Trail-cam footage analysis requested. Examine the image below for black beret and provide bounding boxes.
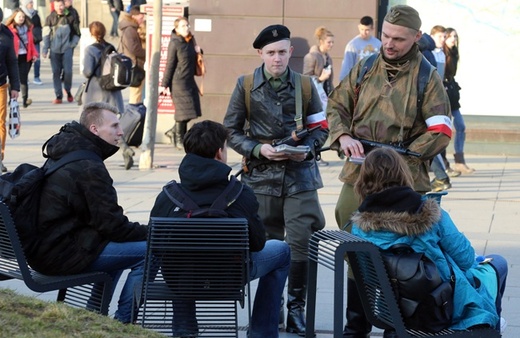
[253,24,291,49]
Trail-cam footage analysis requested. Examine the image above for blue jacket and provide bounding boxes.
[351,187,499,330]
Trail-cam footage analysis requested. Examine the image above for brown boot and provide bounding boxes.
[454,153,475,174]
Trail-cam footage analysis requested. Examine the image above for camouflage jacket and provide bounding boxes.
[327,48,451,193]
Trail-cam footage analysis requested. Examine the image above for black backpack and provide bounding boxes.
[94,43,133,91]
[0,150,102,253]
[162,176,243,218]
[381,243,454,333]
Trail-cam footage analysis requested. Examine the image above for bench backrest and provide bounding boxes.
[0,201,34,282]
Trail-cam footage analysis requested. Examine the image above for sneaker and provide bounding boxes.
[66,91,74,103]
[33,78,43,85]
[445,167,461,177]
[23,98,32,108]
[122,148,135,170]
[500,317,507,334]
[1,164,7,173]
[430,178,451,192]
[52,98,63,104]
[318,159,329,166]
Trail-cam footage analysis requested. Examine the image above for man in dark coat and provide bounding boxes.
[0,7,20,172]
[150,120,290,338]
[30,102,149,324]
[223,24,329,335]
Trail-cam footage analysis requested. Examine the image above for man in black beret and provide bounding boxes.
[224,24,330,336]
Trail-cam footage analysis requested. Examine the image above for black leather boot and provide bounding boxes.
[174,122,187,150]
[342,278,371,338]
[164,126,175,146]
[286,261,312,337]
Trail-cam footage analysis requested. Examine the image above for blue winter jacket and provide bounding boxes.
[351,187,499,330]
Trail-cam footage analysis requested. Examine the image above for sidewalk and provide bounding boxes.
[1,60,519,337]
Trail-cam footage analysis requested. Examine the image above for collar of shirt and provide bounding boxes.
[263,67,288,91]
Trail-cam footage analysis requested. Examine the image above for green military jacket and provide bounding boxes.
[327,49,451,193]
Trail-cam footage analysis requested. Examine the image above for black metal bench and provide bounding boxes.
[133,217,251,337]
[306,230,501,338]
[0,202,112,315]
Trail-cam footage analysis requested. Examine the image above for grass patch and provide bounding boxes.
[0,288,165,338]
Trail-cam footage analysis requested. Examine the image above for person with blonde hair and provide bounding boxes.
[303,26,334,167]
[160,16,202,151]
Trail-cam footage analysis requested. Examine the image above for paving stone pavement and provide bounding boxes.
[1,57,519,337]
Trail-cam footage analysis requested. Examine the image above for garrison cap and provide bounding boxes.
[384,5,422,31]
[253,24,291,49]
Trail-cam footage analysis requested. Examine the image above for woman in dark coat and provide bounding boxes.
[160,16,201,150]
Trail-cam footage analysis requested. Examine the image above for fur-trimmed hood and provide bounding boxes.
[352,187,441,236]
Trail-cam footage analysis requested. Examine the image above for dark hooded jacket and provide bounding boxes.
[29,122,147,275]
[417,33,437,68]
[150,153,266,252]
[0,25,20,90]
[161,30,201,122]
[351,187,499,330]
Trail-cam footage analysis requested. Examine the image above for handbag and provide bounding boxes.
[9,99,21,139]
[130,65,146,87]
[195,52,206,77]
[74,82,86,106]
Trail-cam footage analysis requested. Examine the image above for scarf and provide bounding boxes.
[21,6,36,18]
[358,186,423,214]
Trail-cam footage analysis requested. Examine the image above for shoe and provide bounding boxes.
[318,159,329,167]
[1,164,7,173]
[66,91,74,103]
[431,178,451,192]
[500,317,507,334]
[445,167,461,177]
[454,163,475,174]
[123,148,135,170]
[52,98,63,104]
[33,78,43,85]
[23,98,32,108]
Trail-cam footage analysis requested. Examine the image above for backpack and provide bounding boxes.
[162,176,243,218]
[0,150,102,253]
[381,243,454,333]
[94,43,133,91]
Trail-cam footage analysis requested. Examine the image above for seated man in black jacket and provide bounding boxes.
[150,120,291,338]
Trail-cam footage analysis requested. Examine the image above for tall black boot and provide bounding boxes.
[175,121,187,151]
[286,261,312,337]
[164,126,175,146]
[342,278,371,338]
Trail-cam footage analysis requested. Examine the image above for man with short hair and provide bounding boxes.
[224,24,329,335]
[327,5,451,337]
[150,120,290,338]
[42,0,81,104]
[339,16,382,81]
[27,102,148,324]
[0,8,20,173]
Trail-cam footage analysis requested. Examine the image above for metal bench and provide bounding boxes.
[306,230,501,338]
[133,217,251,337]
[0,202,112,315]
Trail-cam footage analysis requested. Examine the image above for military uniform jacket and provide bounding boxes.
[327,49,451,193]
[224,66,329,197]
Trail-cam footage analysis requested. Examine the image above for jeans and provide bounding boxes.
[34,43,41,79]
[18,55,32,103]
[84,241,148,323]
[431,154,448,180]
[171,240,290,337]
[109,8,120,36]
[487,254,508,318]
[50,48,73,98]
[451,109,466,154]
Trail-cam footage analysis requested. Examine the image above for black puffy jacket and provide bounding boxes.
[29,122,147,275]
